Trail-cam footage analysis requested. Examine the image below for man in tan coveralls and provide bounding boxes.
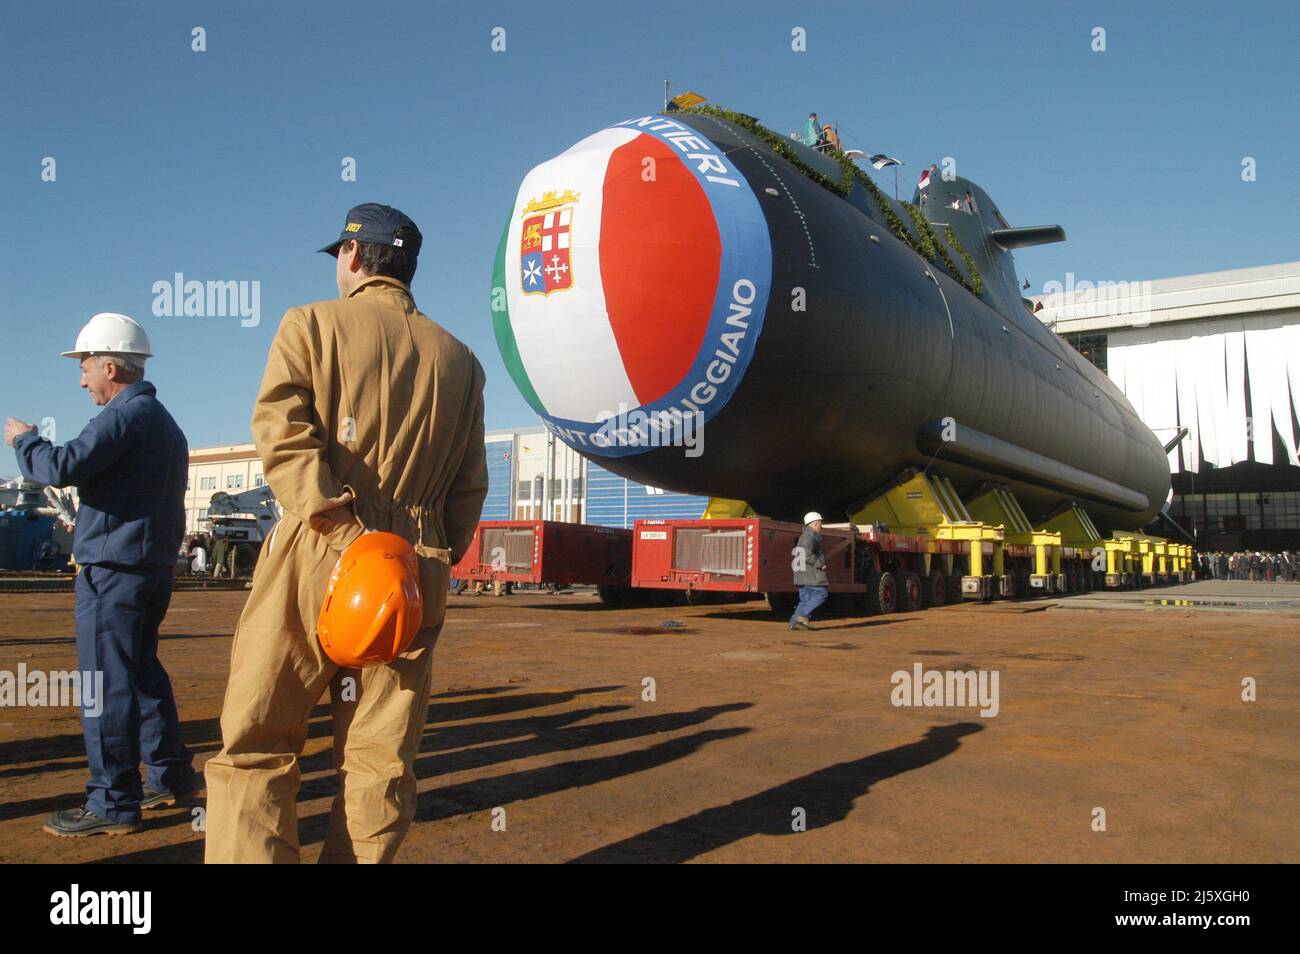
[205,204,488,863]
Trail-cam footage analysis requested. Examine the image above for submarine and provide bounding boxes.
[490,105,1171,532]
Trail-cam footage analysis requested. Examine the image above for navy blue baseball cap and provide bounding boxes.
[318,203,423,256]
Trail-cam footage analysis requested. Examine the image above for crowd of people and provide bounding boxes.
[1196,550,1297,582]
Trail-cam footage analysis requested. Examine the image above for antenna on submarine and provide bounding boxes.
[664,79,669,112]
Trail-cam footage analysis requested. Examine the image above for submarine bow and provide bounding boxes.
[491,110,1171,532]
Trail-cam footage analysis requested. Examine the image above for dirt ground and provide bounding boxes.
[1,582,1296,863]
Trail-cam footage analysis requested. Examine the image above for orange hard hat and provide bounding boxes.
[317,531,424,668]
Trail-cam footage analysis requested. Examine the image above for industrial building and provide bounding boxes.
[1034,260,1300,550]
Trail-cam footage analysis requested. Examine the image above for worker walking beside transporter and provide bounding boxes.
[6,313,198,836]
[790,512,829,630]
[203,204,488,863]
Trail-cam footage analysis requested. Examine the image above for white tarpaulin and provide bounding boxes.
[1107,316,1299,473]
[1225,330,1249,465]
[1173,336,1200,471]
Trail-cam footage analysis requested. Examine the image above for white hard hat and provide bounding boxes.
[61,312,153,360]
[803,511,824,525]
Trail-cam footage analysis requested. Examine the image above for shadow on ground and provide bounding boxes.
[569,722,985,863]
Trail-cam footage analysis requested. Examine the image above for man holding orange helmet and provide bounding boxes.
[204,204,488,863]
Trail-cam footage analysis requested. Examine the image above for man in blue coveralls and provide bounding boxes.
[6,312,198,836]
[790,511,829,630]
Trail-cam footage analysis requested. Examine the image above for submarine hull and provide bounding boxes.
[492,112,1171,531]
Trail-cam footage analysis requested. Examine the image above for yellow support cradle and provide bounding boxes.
[849,470,1005,600]
[1112,531,1185,587]
[701,497,758,519]
[1041,504,1134,590]
[965,485,1063,595]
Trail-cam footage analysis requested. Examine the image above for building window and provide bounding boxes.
[227,475,244,490]
[1062,332,1108,373]
[1249,491,1300,530]
[254,474,265,487]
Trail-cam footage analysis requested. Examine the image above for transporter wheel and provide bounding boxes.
[866,571,897,615]
[945,572,964,604]
[597,583,633,606]
[232,544,257,577]
[923,570,947,607]
[767,591,798,615]
[899,571,923,611]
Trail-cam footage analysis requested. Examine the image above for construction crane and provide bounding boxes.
[207,484,280,577]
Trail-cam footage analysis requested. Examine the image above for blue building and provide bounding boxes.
[484,428,709,527]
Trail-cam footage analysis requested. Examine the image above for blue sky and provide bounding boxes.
[2,0,1297,458]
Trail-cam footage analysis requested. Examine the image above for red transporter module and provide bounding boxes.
[630,517,950,614]
[629,517,852,592]
[630,517,871,611]
[451,520,637,603]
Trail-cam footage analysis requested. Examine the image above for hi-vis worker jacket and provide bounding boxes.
[249,275,488,631]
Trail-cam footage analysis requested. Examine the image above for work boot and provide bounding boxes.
[43,806,141,837]
[793,616,814,631]
[141,783,201,810]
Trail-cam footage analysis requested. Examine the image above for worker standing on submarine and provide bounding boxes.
[804,112,827,150]
[203,203,489,863]
[790,512,829,630]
